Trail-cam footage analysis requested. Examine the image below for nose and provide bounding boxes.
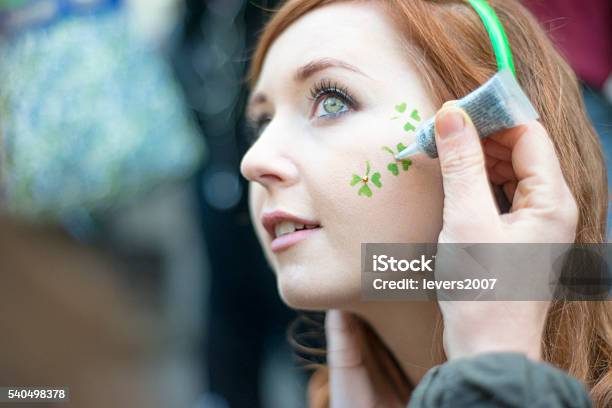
[240,126,300,189]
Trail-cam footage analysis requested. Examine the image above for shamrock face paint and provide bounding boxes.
[349,102,419,199]
[350,161,382,197]
[240,2,444,310]
[392,103,422,132]
[382,144,412,176]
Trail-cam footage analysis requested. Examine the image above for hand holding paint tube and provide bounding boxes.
[433,104,579,361]
[321,107,579,408]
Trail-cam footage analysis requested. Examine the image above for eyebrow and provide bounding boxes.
[294,57,369,82]
[247,58,370,115]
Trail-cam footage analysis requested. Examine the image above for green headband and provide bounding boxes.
[466,0,516,77]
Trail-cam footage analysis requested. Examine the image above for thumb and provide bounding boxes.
[434,106,498,226]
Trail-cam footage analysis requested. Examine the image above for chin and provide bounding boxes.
[275,262,362,310]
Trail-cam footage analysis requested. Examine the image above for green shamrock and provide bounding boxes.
[390,102,407,120]
[350,161,382,197]
[402,109,422,132]
[391,103,422,132]
[395,102,407,113]
[382,144,412,176]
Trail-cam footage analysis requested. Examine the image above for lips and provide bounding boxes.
[261,210,322,252]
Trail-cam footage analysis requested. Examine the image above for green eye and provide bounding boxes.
[323,97,345,113]
[317,96,348,117]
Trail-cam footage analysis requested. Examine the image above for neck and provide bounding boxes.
[348,301,443,385]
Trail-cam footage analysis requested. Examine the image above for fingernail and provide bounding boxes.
[435,107,466,139]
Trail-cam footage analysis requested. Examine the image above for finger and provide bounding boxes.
[434,106,499,222]
[494,121,576,218]
[492,161,515,182]
[326,310,363,368]
[485,155,499,169]
[484,139,515,186]
[488,168,511,185]
[326,310,377,408]
[503,181,517,202]
[483,138,512,162]
[490,121,564,182]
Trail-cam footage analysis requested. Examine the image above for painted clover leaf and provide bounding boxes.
[350,161,382,197]
[391,103,422,132]
[382,144,412,176]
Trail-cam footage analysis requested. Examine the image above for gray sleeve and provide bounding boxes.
[407,352,592,408]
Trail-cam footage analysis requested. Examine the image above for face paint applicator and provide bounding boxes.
[395,0,539,160]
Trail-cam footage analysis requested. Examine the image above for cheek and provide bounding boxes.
[248,183,263,230]
[310,120,444,246]
[318,159,443,245]
[248,183,273,255]
[376,158,444,242]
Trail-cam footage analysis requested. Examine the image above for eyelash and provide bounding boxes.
[246,80,358,144]
[308,79,358,116]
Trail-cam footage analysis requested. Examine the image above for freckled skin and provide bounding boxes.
[240,2,444,310]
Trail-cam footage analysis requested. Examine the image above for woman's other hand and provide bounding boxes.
[325,309,404,408]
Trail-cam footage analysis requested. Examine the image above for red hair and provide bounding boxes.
[249,1,612,406]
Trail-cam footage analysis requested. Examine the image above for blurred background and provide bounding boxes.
[0,1,609,408]
[0,1,306,407]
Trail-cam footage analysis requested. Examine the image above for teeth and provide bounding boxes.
[275,221,296,237]
[274,221,319,237]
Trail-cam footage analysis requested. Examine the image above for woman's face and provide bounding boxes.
[241,2,444,310]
